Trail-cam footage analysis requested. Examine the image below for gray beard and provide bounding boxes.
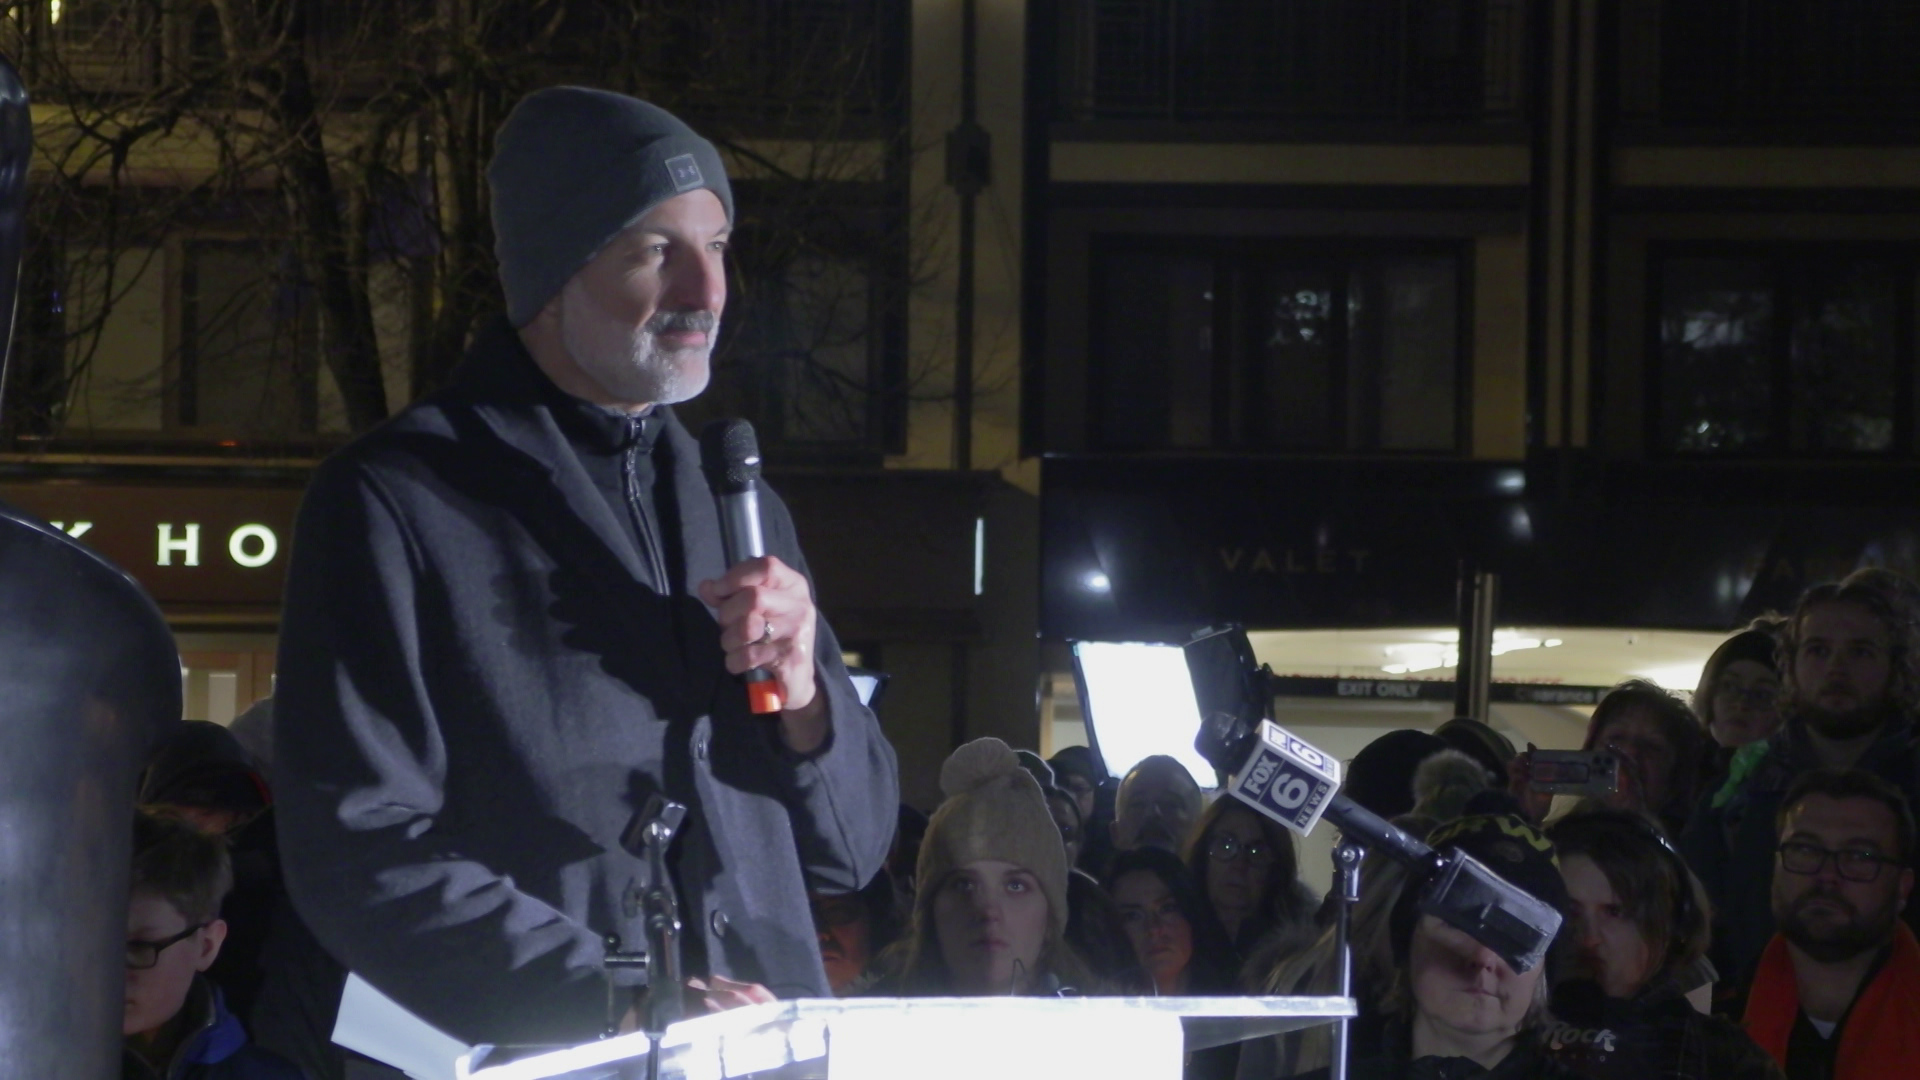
[560,290,714,407]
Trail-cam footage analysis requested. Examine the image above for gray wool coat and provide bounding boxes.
[273,322,898,1046]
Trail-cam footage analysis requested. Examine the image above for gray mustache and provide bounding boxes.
[647,310,717,334]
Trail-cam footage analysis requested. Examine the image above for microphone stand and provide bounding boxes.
[618,795,689,1080]
[1330,840,1364,1080]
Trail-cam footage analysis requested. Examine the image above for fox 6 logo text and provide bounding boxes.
[1233,742,1338,835]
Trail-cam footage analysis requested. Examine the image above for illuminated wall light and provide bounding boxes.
[972,517,985,597]
[1380,643,1457,674]
[1083,570,1111,593]
[1489,638,1542,656]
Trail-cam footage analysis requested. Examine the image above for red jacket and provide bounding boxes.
[1743,921,1920,1078]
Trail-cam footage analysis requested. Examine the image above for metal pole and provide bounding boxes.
[1453,564,1498,722]
[1452,560,1476,718]
[1469,571,1498,722]
[951,0,981,470]
[1330,840,1365,1080]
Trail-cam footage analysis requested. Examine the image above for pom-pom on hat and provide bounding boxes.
[916,738,1070,937]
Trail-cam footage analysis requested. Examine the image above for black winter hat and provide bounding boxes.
[488,87,736,327]
[1345,729,1448,819]
[1048,744,1106,786]
[1712,628,1779,673]
[140,720,269,813]
[1433,717,1517,787]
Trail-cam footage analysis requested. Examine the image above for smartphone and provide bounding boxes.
[1529,749,1620,798]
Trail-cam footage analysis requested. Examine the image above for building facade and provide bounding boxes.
[1026,0,1920,650]
[10,1,1920,804]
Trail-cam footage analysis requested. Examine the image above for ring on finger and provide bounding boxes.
[755,620,776,646]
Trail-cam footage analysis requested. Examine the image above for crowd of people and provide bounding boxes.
[116,565,1920,1079]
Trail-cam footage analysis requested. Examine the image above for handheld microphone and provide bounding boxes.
[1187,626,1563,975]
[700,419,783,715]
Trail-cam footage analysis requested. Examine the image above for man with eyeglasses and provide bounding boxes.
[1744,768,1920,1079]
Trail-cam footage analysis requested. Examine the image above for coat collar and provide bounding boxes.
[124,977,248,1080]
[448,320,732,707]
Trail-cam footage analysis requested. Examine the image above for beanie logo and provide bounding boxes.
[666,154,704,193]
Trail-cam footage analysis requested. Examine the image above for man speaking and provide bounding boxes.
[274,87,899,1045]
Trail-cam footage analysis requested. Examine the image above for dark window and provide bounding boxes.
[175,242,319,435]
[677,227,906,462]
[1057,0,1527,126]
[39,0,159,90]
[1653,251,1912,456]
[1652,1,1920,129]
[716,253,886,449]
[1092,243,1465,453]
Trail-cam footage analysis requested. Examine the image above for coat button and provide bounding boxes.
[710,909,729,937]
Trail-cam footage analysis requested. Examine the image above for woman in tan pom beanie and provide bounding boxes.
[869,738,1097,995]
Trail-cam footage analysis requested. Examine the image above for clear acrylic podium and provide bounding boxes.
[457,996,1355,1080]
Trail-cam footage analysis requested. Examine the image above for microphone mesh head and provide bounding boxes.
[699,419,762,494]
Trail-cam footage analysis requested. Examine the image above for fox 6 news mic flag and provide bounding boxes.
[1226,721,1342,835]
[1187,626,1563,976]
[1218,720,1562,975]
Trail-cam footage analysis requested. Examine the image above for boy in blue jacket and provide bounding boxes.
[124,812,303,1080]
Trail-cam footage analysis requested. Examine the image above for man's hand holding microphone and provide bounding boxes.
[698,419,829,753]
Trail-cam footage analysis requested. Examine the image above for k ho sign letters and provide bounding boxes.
[0,482,302,608]
[1226,722,1342,836]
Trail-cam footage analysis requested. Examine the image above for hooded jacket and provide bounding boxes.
[274,319,898,1046]
[123,978,302,1080]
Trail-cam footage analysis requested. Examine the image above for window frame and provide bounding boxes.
[1086,235,1474,455]
[167,235,322,439]
[1645,241,1920,460]
[678,187,909,464]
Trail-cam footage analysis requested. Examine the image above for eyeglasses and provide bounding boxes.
[1119,901,1188,931]
[1776,841,1904,884]
[1714,682,1776,705]
[126,923,206,970]
[1207,834,1274,864]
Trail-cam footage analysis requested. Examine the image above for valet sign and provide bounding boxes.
[0,481,304,607]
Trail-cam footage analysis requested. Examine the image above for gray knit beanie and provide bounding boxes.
[488,87,736,327]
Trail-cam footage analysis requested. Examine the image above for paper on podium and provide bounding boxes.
[334,972,474,1080]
